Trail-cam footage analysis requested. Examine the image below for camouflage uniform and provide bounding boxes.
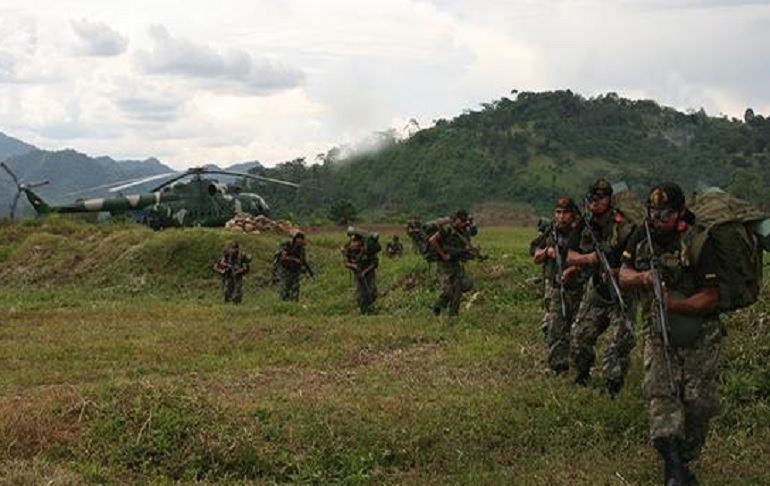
[342,240,379,314]
[406,217,425,253]
[535,221,588,374]
[433,221,475,317]
[623,214,721,467]
[213,246,251,304]
[276,239,309,301]
[385,236,404,258]
[569,209,637,390]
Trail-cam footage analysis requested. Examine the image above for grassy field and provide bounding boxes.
[1,218,769,485]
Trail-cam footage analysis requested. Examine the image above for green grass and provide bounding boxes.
[1,219,769,484]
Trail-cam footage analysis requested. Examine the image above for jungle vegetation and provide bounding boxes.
[248,90,770,222]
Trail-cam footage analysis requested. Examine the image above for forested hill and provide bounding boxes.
[251,90,770,223]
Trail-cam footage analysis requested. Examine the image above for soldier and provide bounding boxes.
[428,209,477,317]
[385,235,404,258]
[567,179,637,396]
[406,216,425,253]
[620,183,720,486]
[275,231,313,301]
[532,197,586,374]
[342,231,380,314]
[212,241,251,304]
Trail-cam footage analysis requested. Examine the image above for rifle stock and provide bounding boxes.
[643,219,677,396]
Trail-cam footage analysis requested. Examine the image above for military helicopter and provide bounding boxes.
[1,163,299,229]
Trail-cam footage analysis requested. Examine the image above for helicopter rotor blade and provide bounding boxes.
[10,190,21,221]
[149,171,199,192]
[66,176,155,197]
[201,169,301,188]
[108,172,180,193]
[26,180,50,190]
[1,161,20,186]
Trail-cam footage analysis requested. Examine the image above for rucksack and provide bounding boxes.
[611,181,646,226]
[346,226,382,258]
[689,188,768,313]
[419,217,451,261]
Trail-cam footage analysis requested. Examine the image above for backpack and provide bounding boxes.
[689,188,768,313]
[419,217,451,261]
[346,227,381,258]
[611,181,646,226]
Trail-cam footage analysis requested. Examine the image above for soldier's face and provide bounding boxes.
[553,208,575,229]
[651,208,680,232]
[588,195,610,215]
[452,217,468,231]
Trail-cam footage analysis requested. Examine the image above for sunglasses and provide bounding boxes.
[586,192,610,202]
[648,207,674,220]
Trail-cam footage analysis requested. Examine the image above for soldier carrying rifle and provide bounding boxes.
[620,182,721,486]
[566,178,637,395]
[532,196,586,375]
[342,229,380,315]
[428,209,480,317]
[213,241,251,304]
[274,231,313,302]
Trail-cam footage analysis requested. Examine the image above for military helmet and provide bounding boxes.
[588,178,613,199]
[555,196,579,214]
[648,182,686,211]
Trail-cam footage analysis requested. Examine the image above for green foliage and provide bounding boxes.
[1,220,770,484]
[247,91,770,221]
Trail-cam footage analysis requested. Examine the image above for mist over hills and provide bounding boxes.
[251,90,770,222]
[4,90,770,222]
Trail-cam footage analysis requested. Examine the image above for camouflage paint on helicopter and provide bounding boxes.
[10,166,298,229]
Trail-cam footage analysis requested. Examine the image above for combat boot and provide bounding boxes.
[653,437,687,486]
[604,378,623,398]
[573,369,590,387]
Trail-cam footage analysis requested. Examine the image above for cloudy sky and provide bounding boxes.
[1,0,769,170]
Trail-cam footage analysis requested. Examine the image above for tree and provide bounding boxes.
[329,199,357,226]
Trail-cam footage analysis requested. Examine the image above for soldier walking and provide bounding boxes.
[532,197,586,374]
[213,241,251,304]
[274,231,313,301]
[429,209,478,317]
[620,183,721,486]
[342,231,380,314]
[567,179,637,396]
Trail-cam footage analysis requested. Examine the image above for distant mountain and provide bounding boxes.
[0,133,267,219]
[0,132,36,160]
[0,147,175,217]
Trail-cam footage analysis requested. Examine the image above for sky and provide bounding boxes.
[1,0,769,170]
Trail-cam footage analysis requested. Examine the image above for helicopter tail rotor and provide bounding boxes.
[1,161,50,220]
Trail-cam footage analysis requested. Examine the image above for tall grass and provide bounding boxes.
[1,220,769,484]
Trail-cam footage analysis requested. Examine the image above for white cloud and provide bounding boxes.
[135,25,305,94]
[70,18,128,57]
[0,0,769,169]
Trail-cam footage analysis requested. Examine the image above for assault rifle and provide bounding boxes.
[550,223,568,320]
[581,207,635,334]
[446,246,489,262]
[643,218,677,395]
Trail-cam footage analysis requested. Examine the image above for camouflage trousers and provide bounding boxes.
[542,280,584,373]
[354,270,378,314]
[644,316,722,462]
[222,275,244,304]
[277,267,301,301]
[570,283,636,385]
[435,260,473,316]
